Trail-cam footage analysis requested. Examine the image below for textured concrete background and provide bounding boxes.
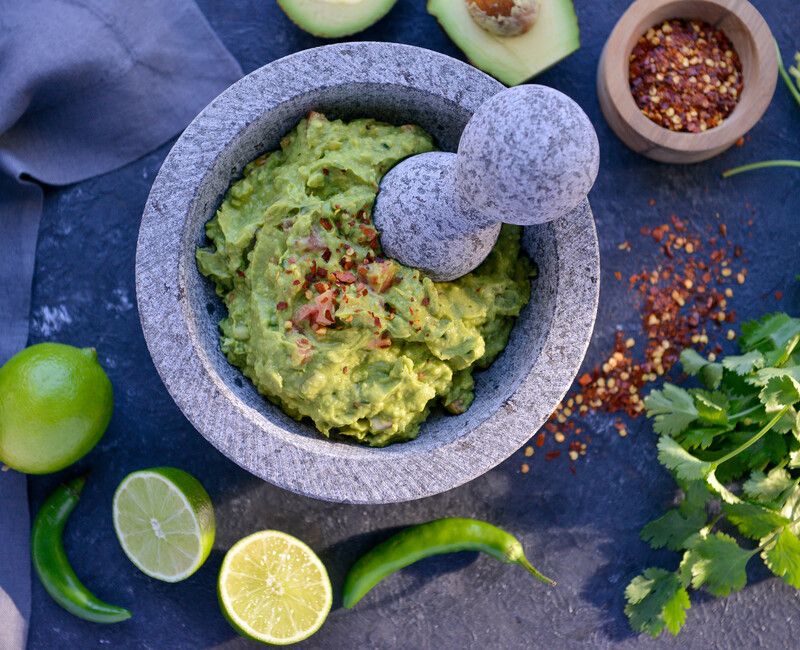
[27,1,800,647]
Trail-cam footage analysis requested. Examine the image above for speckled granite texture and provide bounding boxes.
[136,42,600,503]
[26,1,800,648]
[376,86,599,281]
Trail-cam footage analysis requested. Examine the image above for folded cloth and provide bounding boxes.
[0,1,242,647]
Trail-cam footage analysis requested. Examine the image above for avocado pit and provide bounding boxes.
[466,0,540,37]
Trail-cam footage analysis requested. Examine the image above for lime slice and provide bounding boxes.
[112,467,215,582]
[218,530,332,645]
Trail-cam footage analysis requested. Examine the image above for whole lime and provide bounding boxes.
[0,343,113,474]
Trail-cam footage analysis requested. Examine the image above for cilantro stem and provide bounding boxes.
[710,405,792,469]
[722,43,800,178]
[728,403,762,421]
[777,41,800,109]
[755,513,800,552]
[722,160,800,178]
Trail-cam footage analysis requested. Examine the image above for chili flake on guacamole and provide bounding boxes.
[197,113,534,446]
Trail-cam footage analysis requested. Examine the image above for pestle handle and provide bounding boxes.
[455,85,600,227]
[373,85,599,281]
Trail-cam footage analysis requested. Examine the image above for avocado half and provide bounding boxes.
[277,0,398,38]
[428,0,580,86]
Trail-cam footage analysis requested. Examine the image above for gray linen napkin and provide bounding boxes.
[0,2,242,647]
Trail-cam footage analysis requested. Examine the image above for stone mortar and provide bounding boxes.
[135,42,600,504]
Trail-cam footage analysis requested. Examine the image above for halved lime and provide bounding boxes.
[218,530,332,645]
[112,467,215,582]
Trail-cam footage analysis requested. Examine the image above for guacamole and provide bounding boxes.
[197,113,534,446]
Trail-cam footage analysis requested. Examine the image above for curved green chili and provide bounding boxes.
[343,517,555,608]
[32,476,131,623]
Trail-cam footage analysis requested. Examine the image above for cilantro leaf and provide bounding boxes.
[722,351,765,375]
[722,501,791,539]
[657,436,711,481]
[645,385,699,436]
[691,390,729,427]
[681,348,709,375]
[679,427,726,450]
[642,507,708,551]
[759,375,800,412]
[749,366,800,393]
[624,568,690,637]
[761,527,800,588]
[700,364,724,391]
[714,430,789,484]
[679,480,711,515]
[679,349,722,389]
[681,532,754,597]
[743,467,794,504]
[740,313,800,358]
[707,469,742,504]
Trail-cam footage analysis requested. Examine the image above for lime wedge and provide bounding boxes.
[112,467,215,582]
[218,530,332,645]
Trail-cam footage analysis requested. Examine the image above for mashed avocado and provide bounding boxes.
[197,113,534,446]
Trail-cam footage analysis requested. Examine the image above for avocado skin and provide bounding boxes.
[277,0,398,38]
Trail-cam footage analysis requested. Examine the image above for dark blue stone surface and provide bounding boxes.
[27,1,800,647]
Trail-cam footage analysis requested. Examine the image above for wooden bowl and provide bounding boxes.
[597,0,778,163]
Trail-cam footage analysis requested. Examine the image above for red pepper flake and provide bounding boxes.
[529,213,747,473]
[373,316,381,328]
[320,218,333,231]
[276,301,288,311]
[614,271,622,281]
[322,168,329,176]
[629,19,743,133]
[342,366,348,374]
[775,290,783,301]
[314,282,327,293]
[335,271,357,284]
[545,451,561,461]
[292,279,301,286]
[236,270,245,278]
[421,296,430,307]
[321,248,332,262]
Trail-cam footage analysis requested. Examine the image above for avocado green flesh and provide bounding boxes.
[197,114,534,446]
[277,0,397,38]
[428,0,580,86]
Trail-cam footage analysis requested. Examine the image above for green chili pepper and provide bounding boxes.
[343,517,555,608]
[31,475,131,623]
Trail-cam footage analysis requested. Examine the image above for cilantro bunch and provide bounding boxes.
[625,312,800,637]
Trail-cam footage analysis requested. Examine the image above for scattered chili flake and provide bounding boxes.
[629,19,743,133]
[545,451,561,461]
[421,296,430,307]
[276,301,288,311]
[321,248,332,262]
[320,217,333,231]
[527,213,748,470]
[322,168,329,176]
